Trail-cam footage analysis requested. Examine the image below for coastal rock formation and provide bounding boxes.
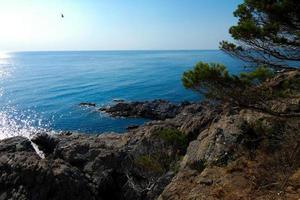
[99,99,190,120]
[79,102,97,107]
[2,103,299,200]
[159,109,300,200]
[0,136,94,200]
[0,102,215,200]
[0,71,299,200]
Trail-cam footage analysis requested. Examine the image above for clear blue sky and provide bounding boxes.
[0,0,243,51]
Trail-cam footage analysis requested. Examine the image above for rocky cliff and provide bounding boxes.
[0,70,299,200]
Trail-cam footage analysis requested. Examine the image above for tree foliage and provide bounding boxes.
[240,65,275,85]
[182,62,245,101]
[182,62,274,97]
[182,0,300,117]
[182,62,300,117]
[182,62,273,101]
[220,0,300,69]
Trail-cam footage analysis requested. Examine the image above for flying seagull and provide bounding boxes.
[61,13,64,18]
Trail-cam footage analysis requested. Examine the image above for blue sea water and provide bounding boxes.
[0,50,245,138]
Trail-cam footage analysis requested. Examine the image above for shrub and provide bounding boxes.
[135,154,163,173]
[275,77,300,97]
[135,153,183,173]
[157,128,188,152]
[239,118,285,153]
[240,66,274,85]
[239,120,262,152]
[169,156,183,173]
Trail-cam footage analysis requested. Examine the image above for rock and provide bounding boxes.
[0,136,34,153]
[127,125,140,130]
[146,171,175,199]
[159,108,300,200]
[60,131,73,136]
[182,115,245,167]
[0,124,186,199]
[31,133,59,157]
[199,178,213,186]
[99,99,186,120]
[113,98,125,103]
[0,137,94,200]
[79,102,96,107]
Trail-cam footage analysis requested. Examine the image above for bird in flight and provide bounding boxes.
[61,13,64,18]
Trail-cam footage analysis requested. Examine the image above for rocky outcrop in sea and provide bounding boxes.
[99,99,191,120]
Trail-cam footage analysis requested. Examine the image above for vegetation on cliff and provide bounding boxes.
[172,0,300,199]
[182,0,300,117]
[182,62,300,117]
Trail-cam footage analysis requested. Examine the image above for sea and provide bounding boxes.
[0,50,246,139]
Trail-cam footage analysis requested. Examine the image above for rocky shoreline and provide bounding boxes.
[0,102,218,200]
[1,71,300,200]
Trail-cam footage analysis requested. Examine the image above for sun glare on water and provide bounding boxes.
[0,108,53,141]
[0,51,10,64]
[0,52,12,79]
[0,52,12,97]
[0,52,48,141]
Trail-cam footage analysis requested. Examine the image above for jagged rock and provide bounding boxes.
[126,125,140,130]
[113,98,125,103]
[0,126,187,199]
[31,133,59,156]
[199,178,213,186]
[0,136,34,153]
[0,137,94,200]
[79,102,96,107]
[99,99,191,120]
[159,109,300,200]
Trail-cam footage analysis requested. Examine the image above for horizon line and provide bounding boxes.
[3,49,221,53]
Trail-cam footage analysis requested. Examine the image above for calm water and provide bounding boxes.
[0,50,245,138]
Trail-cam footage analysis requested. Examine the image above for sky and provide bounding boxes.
[0,0,243,51]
